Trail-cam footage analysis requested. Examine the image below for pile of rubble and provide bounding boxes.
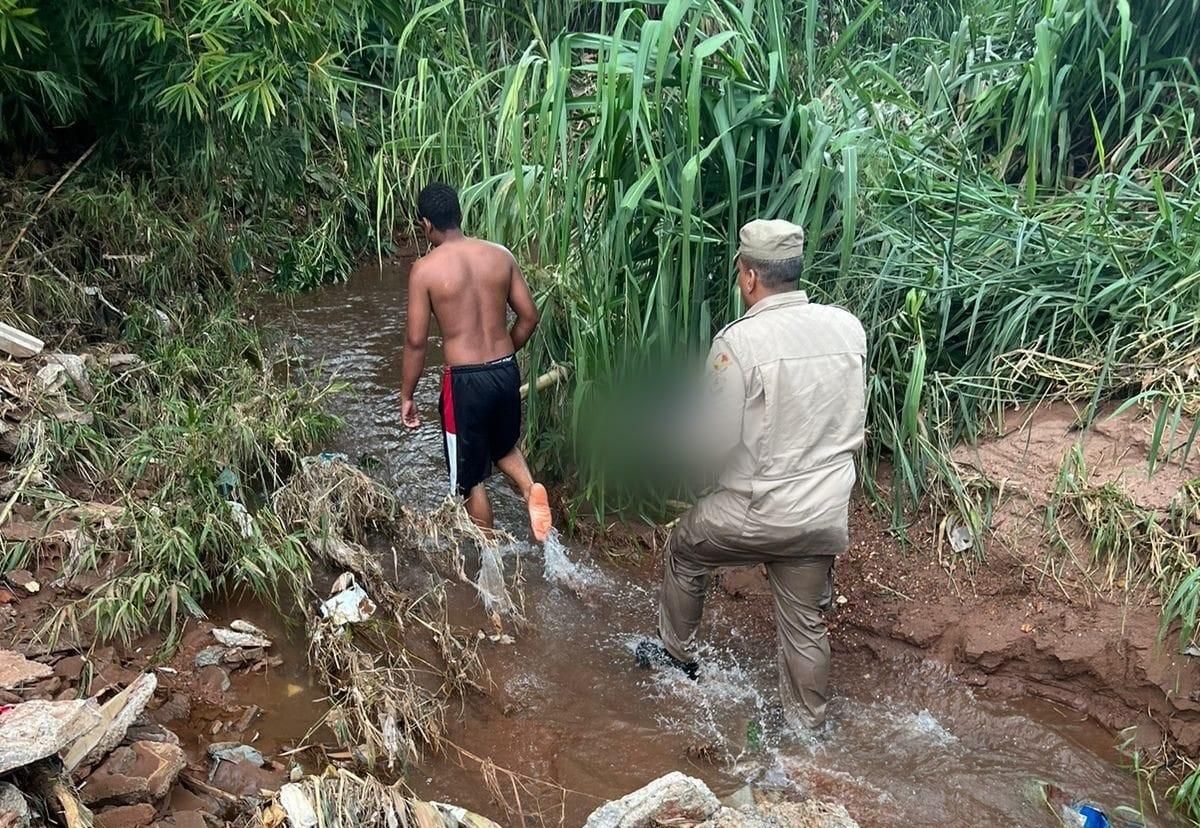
[0,650,196,828]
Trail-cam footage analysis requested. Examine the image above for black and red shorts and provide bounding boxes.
[439,354,521,497]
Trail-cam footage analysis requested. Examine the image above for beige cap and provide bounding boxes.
[737,219,805,262]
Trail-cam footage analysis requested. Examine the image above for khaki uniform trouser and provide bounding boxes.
[658,489,845,730]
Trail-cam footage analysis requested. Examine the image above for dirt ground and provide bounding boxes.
[705,403,1200,761]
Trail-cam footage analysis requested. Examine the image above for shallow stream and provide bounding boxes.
[254,260,1181,827]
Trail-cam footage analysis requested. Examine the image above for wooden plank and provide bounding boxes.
[0,321,44,358]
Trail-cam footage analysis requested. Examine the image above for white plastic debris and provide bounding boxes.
[228,501,255,539]
[208,741,265,767]
[278,783,318,828]
[946,519,974,554]
[319,577,375,626]
[0,322,43,359]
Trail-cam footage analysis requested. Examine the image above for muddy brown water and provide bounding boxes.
[250,260,1182,827]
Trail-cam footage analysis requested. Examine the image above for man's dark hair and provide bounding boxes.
[417,182,462,231]
[741,255,802,289]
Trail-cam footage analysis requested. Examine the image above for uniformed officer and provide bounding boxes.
[636,218,867,730]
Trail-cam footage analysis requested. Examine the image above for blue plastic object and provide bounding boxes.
[1075,804,1110,828]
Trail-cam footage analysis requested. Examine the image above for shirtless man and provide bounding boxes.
[400,182,553,541]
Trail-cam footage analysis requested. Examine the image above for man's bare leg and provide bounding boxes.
[464,484,494,531]
[495,447,552,541]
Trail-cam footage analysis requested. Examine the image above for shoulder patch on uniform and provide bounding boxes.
[711,351,733,373]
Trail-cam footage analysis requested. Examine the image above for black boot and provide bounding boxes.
[635,639,699,680]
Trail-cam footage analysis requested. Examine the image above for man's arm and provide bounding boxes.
[400,262,432,428]
[507,259,539,352]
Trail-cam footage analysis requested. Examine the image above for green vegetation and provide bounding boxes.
[2,0,1199,814]
[2,306,339,647]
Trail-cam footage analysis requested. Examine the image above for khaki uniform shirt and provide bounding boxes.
[701,291,866,550]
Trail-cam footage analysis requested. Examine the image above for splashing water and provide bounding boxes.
[475,541,516,616]
[542,528,606,595]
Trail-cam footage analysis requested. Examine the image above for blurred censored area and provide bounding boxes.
[574,353,718,509]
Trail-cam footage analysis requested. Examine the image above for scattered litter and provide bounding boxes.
[946,519,974,554]
[318,577,375,626]
[0,321,43,359]
[4,570,40,595]
[305,452,349,468]
[228,502,254,538]
[329,572,354,594]
[836,594,849,606]
[278,782,318,828]
[208,742,265,767]
[47,353,95,401]
[103,353,141,372]
[1183,645,1200,658]
[216,467,239,498]
[212,628,273,649]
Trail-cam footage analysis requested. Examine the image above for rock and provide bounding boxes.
[192,648,225,669]
[149,694,191,725]
[3,571,39,595]
[0,699,101,774]
[0,782,30,828]
[722,785,757,810]
[699,801,859,828]
[123,721,180,746]
[209,759,285,798]
[93,804,158,828]
[228,620,269,639]
[232,705,259,734]
[54,655,88,681]
[196,666,230,696]
[0,650,54,691]
[156,811,207,828]
[207,742,264,767]
[584,772,721,828]
[64,673,158,771]
[168,788,222,819]
[92,663,143,694]
[0,588,16,605]
[80,741,186,807]
[104,354,142,373]
[211,628,272,649]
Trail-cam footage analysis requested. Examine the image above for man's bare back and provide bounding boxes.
[409,237,538,366]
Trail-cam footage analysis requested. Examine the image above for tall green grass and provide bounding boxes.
[360,0,1199,525]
